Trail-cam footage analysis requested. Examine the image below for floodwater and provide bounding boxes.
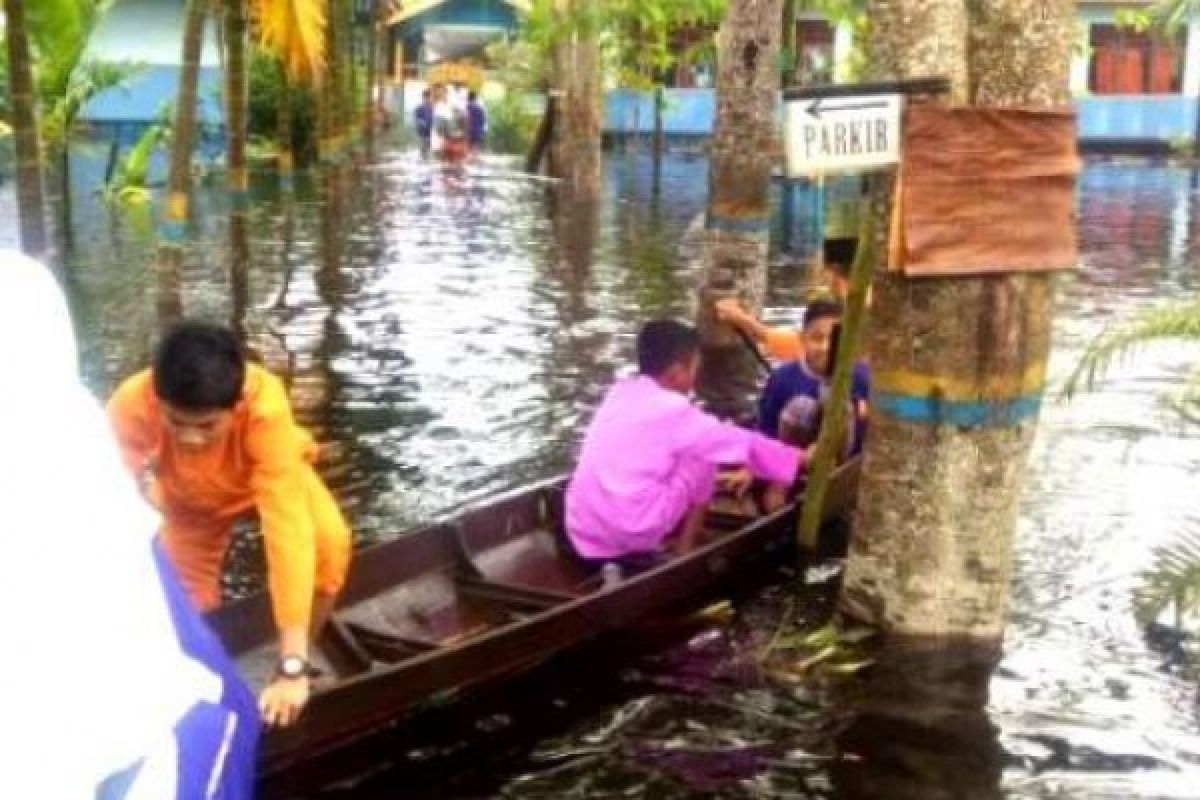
[9,149,1200,797]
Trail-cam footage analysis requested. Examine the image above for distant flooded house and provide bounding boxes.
[77,0,1200,151]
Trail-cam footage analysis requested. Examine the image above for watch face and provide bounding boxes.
[280,656,307,677]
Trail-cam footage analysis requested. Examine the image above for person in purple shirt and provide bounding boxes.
[467,91,487,149]
[414,89,433,155]
[757,298,870,454]
[566,319,806,575]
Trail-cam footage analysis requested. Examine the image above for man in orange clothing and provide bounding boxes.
[107,322,352,727]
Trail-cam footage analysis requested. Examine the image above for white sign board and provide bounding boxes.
[784,93,903,176]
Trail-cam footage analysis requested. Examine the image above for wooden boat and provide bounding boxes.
[207,459,861,778]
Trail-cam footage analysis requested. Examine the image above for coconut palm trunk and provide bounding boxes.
[4,0,50,262]
[839,0,1075,642]
[225,0,251,305]
[547,0,601,196]
[157,0,209,319]
[696,0,784,415]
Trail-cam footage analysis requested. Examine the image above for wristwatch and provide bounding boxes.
[276,655,317,680]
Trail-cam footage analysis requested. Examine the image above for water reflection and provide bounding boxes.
[13,151,1200,797]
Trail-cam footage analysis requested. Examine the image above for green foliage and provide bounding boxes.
[484,92,538,155]
[1120,0,1199,36]
[42,59,141,147]
[1136,528,1200,628]
[27,0,118,101]
[502,0,726,92]
[1061,296,1200,421]
[247,47,319,164]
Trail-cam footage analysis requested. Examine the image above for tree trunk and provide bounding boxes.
[547,0,601,196]
[225,0,250,313]
[278,69,296,188]
[320,0,344,162]
[839,0,1074,642]
[4,0,49,262]
[157,0,208,314]
[697,0,784,416]
[364,0,381,152]
[782,0,797,88]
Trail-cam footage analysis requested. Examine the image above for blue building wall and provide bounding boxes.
[83,65,224,126]
[604,89,1200,145]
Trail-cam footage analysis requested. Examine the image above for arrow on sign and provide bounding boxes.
[805,98,890,118]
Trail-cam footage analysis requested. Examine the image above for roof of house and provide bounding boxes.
[388,0,530,25]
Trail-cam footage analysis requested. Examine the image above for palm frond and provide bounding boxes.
[1145,0,1200,35]
[1059,297,1200,401]
[1136,526,1200,627]
[255,0,326,85]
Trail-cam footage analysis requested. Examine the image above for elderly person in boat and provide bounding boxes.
[0,251,257,798]
[566,319,807,575]
[107,322,353,727]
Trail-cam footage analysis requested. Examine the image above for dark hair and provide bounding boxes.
[637,318,700,377]
[468,91,478,102]
[803,298,843,330]
[153,322,246,411]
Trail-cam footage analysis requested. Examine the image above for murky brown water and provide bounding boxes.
[17,150,1200,797]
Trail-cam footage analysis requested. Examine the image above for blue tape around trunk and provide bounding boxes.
[874,390,1044,428]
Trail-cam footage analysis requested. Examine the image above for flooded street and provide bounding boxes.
[15,150,1200,796]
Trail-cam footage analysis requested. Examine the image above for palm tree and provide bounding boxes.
[224,0,251,287]
[157,0,208,287]
[839,0,1075,640]
[28,0,131,256]
[4,0,50,260]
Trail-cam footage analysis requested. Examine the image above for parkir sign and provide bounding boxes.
[784,92,903,176]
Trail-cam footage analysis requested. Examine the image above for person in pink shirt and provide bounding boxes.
[566,319,807,573]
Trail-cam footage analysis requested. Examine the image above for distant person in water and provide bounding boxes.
[467,91,487,150]
[414,88,433,155]
[757,298,870,456]
[715,237,859,362]
[566,319,806,574]
[107,322,354,728]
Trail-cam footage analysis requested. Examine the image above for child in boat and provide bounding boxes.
[107,322,353,727]
[757,299,870,454]
[715,237,858,362]
[566,319,806,573]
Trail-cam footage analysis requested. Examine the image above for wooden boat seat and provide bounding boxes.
[337,571,516,657]
[456,486,599,599]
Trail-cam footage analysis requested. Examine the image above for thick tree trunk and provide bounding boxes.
[697,0,784,416]
[840,0,1074,641]
[4,0,49,262]
[157,0,208,314]
[547,0,601,196]
[225,0,250,308]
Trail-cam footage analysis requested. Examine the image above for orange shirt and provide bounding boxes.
[763,327,803,362]
[107,364,324,629]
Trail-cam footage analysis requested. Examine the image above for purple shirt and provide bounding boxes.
[566,375,803,559]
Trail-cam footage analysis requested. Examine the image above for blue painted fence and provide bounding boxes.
[605,89,1200,143]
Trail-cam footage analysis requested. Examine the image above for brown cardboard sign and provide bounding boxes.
[891,106,1080,276]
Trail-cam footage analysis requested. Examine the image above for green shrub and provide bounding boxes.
[247,47,319,166]
[485,92,538,155]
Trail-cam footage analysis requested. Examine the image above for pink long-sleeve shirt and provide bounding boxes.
[566,374,804,559]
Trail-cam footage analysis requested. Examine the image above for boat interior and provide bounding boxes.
[207,478,766,692]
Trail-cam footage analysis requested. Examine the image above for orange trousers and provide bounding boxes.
[160,467,352,613]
